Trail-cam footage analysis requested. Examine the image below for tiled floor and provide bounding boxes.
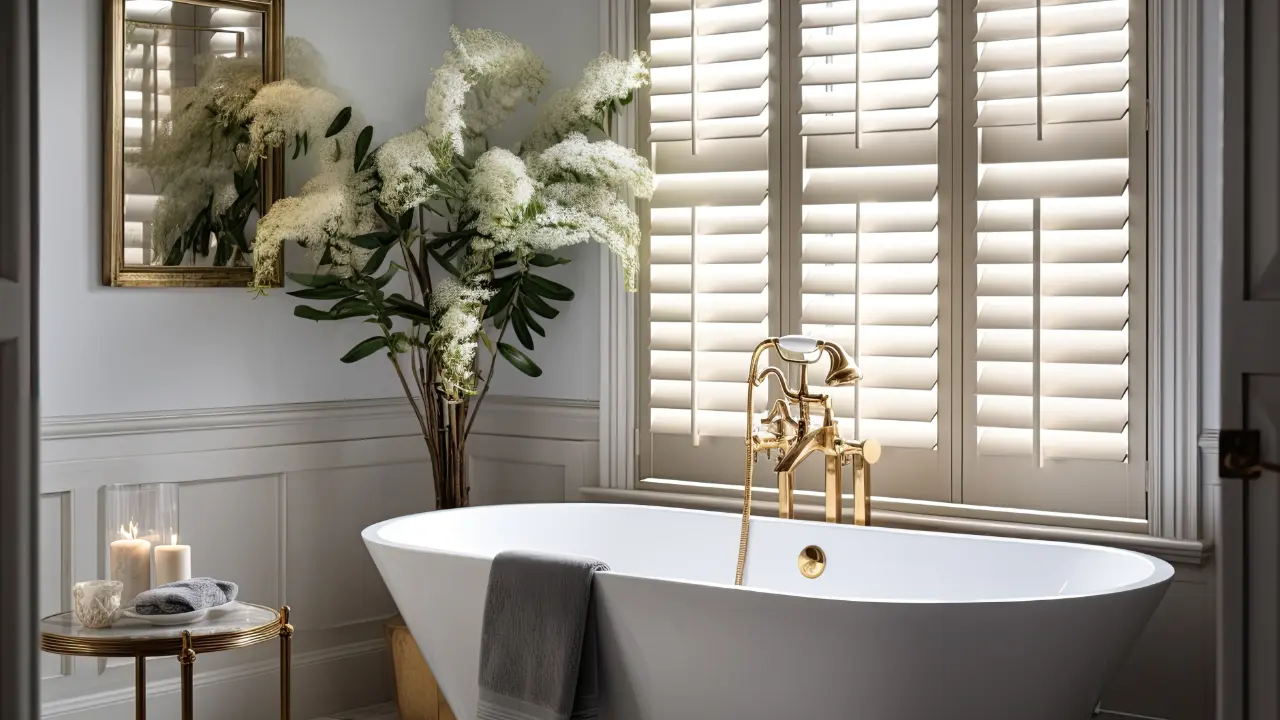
[313,702,398,720]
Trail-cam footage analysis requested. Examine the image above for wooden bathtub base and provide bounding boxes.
[386,615,457,720]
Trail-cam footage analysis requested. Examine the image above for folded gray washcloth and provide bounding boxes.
[477,550,610,720]
[133,578,238,616]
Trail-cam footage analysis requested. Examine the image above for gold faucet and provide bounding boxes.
[733,336,881,586]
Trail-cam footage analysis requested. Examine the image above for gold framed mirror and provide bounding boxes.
[103,0,284,287]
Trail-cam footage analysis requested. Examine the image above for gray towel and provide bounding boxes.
[133,578,238,615]
[477,550,609,720]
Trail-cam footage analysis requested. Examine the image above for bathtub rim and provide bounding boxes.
[361,502,1175,605]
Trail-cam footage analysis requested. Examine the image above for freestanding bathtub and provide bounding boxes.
[363,503,1173,720]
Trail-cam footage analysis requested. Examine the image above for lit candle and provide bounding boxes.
[109,521,151,606]
[154,530,191,587]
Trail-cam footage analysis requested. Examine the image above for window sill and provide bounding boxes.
[578,486,1213,566]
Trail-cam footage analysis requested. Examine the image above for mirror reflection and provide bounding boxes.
[122,0,265,267]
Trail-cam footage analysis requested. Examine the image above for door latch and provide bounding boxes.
[1219,429,1280,479]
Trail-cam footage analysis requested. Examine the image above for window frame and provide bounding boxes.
[595,0,1207,553]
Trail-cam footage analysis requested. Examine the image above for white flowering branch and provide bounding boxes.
[245,26,653,508]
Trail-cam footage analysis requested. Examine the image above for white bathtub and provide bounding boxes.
[363,503,1172,720]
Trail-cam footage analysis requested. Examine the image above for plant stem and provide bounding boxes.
[465,304,514,438]
[388,351,430,442]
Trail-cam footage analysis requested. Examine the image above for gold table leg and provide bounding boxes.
[135,653,146,720]
[179,631,196,720]
[280,605,293,720]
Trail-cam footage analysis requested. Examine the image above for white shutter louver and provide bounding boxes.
[796,0,945,490]
[964,0,1143,515]
[643,0,776,483]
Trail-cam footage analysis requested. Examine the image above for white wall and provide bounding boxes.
[39,0,453,418]
[453,0,605,402]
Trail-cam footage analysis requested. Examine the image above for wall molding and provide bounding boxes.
[1149,0,1206,543]
[598,0,639,492]
[42,394,600,445]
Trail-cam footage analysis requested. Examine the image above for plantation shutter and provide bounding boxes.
[640,0,778,484]
[962,0,1145,516]
[637,0,1147,520]
[792,0,951,500]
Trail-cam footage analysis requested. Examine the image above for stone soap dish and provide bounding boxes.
[120,602,238,627]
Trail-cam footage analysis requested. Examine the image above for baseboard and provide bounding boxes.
[43,639,389,719]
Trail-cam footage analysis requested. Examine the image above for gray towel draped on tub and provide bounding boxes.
[477,550,610,720]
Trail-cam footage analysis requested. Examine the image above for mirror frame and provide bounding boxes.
[102,0,285,287]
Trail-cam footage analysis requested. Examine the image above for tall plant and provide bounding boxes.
[245,28,652,509]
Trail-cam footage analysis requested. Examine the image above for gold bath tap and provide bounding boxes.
[734,336,881,586]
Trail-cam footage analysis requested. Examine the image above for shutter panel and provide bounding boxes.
[642,0,777,484]
[963,0,1145,516]
[793,0,950,500]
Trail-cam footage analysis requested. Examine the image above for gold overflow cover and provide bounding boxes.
[798,545,827,579]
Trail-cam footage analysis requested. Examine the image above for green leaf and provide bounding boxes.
[213,230,234,266]
[386,294,432,321]
[399,208,415,230]
[287,285,356,300]
[484,278,518,319]
[426,245,460,277]
[498,342,542,377]
[493,252,517,270]
[329,296,376,319]
[294,305,334,321]
[511,308,534,350]
[302,131,309,155]
[286,272,342,288]
[479,331,495,354]
[529,253,570,267]
[525,274,575,302]
[340,336,389,363]
[521,290,560,319]
[519,304,546,337]
[374,204,401,232]
[362,243,394,275]
[372,264,400,289]
[292,134,302,160]
[353,126,373,173]
[325,107,352,138]
[348,231,397,250]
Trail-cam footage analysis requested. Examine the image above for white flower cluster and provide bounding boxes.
[430,277,494,400]
[242,80,354,162]
[527,132,654,198]
[523,51,650,152]
[374,128,441,214]
[140,55,261,257]
[468,148,536,246]
[425,27,548,156]
[251,172,377,287]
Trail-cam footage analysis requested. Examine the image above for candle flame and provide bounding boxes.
[170,531,178,545]
[117,520,139,540]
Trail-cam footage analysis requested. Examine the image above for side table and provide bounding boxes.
[41,602,293,720]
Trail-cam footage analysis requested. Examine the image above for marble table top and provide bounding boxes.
[41,602,280,655]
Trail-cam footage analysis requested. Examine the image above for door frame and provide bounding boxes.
[0,0,40,717]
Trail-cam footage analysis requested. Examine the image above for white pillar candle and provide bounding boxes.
[154,534,191,587]
[109,523,151,606]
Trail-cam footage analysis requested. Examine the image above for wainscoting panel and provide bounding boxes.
[39,493,69,681]
[38,396,598,719]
